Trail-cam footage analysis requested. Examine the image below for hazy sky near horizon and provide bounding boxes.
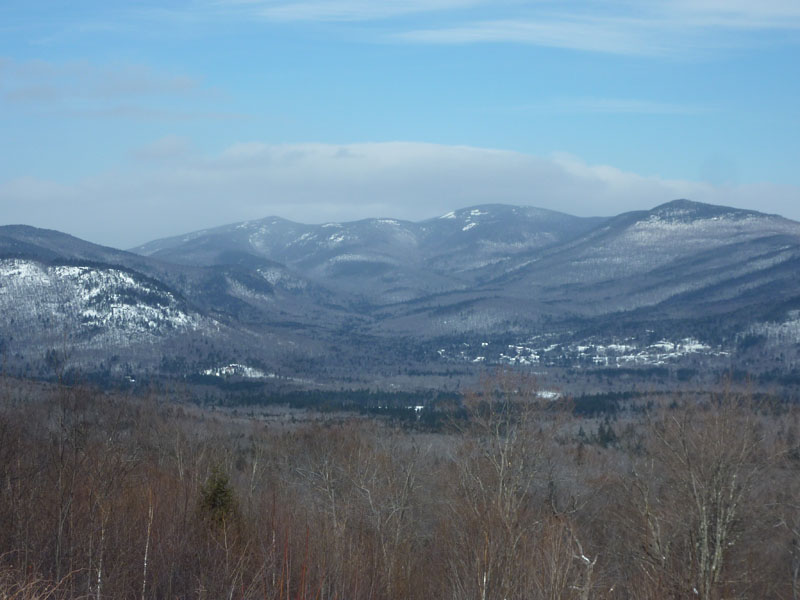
[1,0,799,247]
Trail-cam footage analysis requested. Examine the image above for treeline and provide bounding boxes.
[0,375,799,599]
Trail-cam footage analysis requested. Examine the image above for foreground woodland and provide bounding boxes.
[1,374,799,599]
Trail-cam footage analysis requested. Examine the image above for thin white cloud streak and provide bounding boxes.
[396,16,672,56]
[216,0,800,28]
[53,105,249,121]
[662,0,800,29]
[196,1,800,56]
[10,2,799,58]
[506,97,708,115]
[0,57,239,120]
[131,135,194,161]
[1,142,797,248]
[35,2,796,57]
[219,0,488,22]
[0,58,199,103]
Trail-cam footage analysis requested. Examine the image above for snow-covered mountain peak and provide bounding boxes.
[645,199,768,225]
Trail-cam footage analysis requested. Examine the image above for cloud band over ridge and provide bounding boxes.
[1,141,797,248]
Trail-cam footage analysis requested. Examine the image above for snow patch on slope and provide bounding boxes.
[0,259,208,349]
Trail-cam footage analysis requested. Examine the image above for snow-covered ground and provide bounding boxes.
[437,334,725,369]
[201,363,276,379]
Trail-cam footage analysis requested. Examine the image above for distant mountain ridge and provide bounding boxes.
[131,204,607,303]
[3,199,800,386]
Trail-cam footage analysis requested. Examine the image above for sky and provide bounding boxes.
[1,0,799,248]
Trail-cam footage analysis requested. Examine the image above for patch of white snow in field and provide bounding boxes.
[202,364,276,379]
[651,341,675,351]
[607,344,635,353]
[462,222,478,232]
[679,338,710,352]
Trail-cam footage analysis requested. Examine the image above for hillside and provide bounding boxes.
[2,200,799,386]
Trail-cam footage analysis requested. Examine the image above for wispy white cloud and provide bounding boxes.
[56,105,248,121]
[1,141,797,248]
[395,16,672,55]
[205,0,800,55]
[218,0,488,22]
[8,1,799,57]
[507,97,708,115]
[662,0,800,29]
[1,58,198,101]
[0,57,239,120]
[216,0,800,27]
[131,135,194,161]
[29,2,796,56]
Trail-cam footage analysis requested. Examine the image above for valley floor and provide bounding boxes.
[1,374,799,599]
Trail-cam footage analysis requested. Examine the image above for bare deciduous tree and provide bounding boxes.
[626,391,765,599]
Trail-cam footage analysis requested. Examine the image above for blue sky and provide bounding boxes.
[1,0,799,246]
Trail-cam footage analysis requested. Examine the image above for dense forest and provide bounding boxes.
[1,373,799,599]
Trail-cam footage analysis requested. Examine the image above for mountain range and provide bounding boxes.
[2,199,800,389]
